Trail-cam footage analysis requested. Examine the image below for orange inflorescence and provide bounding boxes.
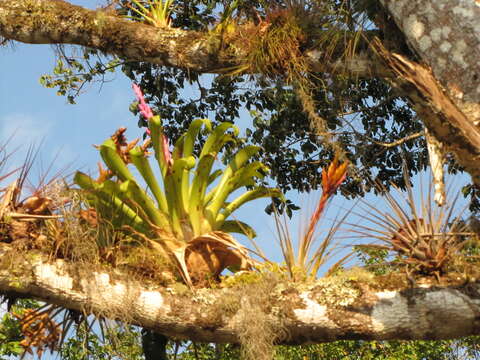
[305,156,348,243]
[321,156,348,197]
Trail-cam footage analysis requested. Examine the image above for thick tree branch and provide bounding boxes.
[380,0,480,119]
[373,40,480,185]
[379,0,480,166]
[1,247,480,344]
[0,0,389,77]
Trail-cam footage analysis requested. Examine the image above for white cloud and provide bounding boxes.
[0,112,54,149]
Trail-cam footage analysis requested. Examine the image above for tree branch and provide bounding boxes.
[2,246,480,344]
[0,0,389,77]
[380,0,480,124]
[373,40,480,185]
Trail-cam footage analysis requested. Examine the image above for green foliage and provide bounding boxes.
[40,49,121,104]
[0,310,23,359]
[125,0,174,27]
[75,117,281,241]
[354,245,390,275]
[0,299,44,359]
[60,323,144,360]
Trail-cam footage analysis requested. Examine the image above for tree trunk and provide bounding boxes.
[378,0,480,183]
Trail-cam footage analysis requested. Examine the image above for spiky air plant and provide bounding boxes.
[124,0,174,27]
[349,169,474,278]
[75,84,282,286]
[274,156,349,281]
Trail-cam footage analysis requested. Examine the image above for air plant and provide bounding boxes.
[75,84,282,286]
[274,156,349,281]
[349,168,474,278]
[125,0,174,27]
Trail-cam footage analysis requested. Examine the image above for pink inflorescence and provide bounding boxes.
[132,83,154,120]
[132,83,172,165]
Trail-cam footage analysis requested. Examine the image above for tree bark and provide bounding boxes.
[0,0,387,76]
[2,247,480,344]
[378,0,480,183]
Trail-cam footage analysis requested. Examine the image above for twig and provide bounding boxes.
[6,212,62,220]
[371,131,424,148]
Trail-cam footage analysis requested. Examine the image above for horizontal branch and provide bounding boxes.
[0,0,390,77]
[1,246,479,344]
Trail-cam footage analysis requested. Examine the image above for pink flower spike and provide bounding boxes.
[139,103,154,119]
[132,83,154,119]
[132,83,145,102]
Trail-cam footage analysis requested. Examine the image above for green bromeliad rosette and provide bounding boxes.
[74,84,282,286]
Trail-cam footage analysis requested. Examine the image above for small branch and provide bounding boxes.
[6,212,62,220]
[371,131,424,148]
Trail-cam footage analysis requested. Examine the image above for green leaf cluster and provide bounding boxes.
[75,116,281,242]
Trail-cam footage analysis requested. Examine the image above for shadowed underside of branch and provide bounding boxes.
[1,246,479,344]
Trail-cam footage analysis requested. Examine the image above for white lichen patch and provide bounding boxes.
[404,16,424,40]
[34,262,73,290]
[440,41,452,53]
[424,3,436,22]
[430,28,442,42]
[94,272,111,287]
[423,291,475,338]
[452,40,468,67]
[418,36,432,52]
[452,5,474,18]
[370,291,416,336]
[371,289,480,339]
[442,26,452,37]
[294,293,336,328]
[138,290,164,310]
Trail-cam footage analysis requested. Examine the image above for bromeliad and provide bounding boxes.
[75,85,282,286]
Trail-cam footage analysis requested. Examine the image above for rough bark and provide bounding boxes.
[373,40,480,184]
[0,0,388,76]
[2,247,480,344]
[379,0,480,183]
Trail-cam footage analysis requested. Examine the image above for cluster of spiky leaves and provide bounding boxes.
[75,116,281,285]
[124,0,175,27]
[350,172,476,277]
[275,156,349,281]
